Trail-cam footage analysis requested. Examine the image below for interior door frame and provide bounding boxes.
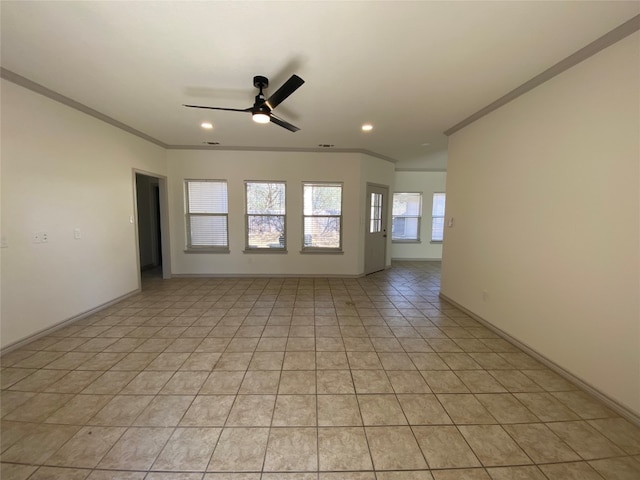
[364,182,389,275]
[133,169,172,287]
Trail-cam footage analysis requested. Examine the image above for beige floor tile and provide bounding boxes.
[272,394,317,426]
[437,394,495,424]
[397,394,451,425]
[75,353,127,371]
[119,371,173,394]
[239,370,280,394]
[475,394,539,423]
[8,369,68,392]
[26,466,91,480]
[431,469,490,480]
[486,466,547,480]
[1,423,81,465]
[248,351,284,370]
[0,463,38,480]
[538,461,605,480]
[375,472,433,480]
[347,352,383,369]
[0,390,36,417]
[439,353,483,370]
[318,394,362,426]
[413,425,481,469]
[358,394,407,425]
[513,392,580,422]
[521,369,576,391]
[1,368,38,389]
[422,371,469,393]
[317,370,354,394]
[318,426,373,471]
[179,394,235,426]
[456,371,507,393]
[87,470,146,479]
[315,336,345,351]
[589,456,640,480]
[90,395,153,426]
[199,371,244,394]
[551,390,616,419]
[3,392,74,423]
[45,393,112,425]
[547,420,626,459]
[316,351,349,369]
[486,370,543,393]
[98,426,173,470]
[133,395,194,426]
[160,371,209,394]
[47,426,125,468]
[226,394,276,426]
[503,423,580,463]
[181,352,222,370]
[283,351,316,370]
[263,427,318,471]
[152,427,221,471]
[321,473,377,480]
[44,352,97,370]
[145,352,190,371]
[279,370,317,394]
[588,417,640,455]
[459,425,532,467]
[387,370,431,393]
[207,427,269,471]
[365,426,427,470]
[43,371,104,394]
[111,352,159,370]
[468,353,513,370]
[352,370,393,394]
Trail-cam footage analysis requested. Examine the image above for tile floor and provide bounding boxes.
[1,261,639,480]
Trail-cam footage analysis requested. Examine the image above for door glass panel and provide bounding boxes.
[369,192,382,233]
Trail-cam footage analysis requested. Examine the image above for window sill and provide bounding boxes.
[392,240,421,244]
[243,248,288,254]
[300,249,344,255]
[184,248,230,254]
[430,240,443,244]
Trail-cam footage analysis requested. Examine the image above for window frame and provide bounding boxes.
[244,180,287,253]
[431,192,446,243]
[184,179,229,253]
[391,192,422,243]
[301,181,344,253]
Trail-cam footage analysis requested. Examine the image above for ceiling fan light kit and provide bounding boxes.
[184,74,305,132]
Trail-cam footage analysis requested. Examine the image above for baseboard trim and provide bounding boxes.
[0,289,141,355]
[170,273,366,279]
[391,258,443,262]
[439,292,640,427]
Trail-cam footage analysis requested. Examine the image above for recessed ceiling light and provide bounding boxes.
[421,142,431,146]
[202,141,220,145]
[318,144,335,148]
[201,122,213,129]
[362,124,373,132]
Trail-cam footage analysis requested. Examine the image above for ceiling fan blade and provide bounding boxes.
[265,74,304,110]
[183,104,251,113]
[269,114,300,132]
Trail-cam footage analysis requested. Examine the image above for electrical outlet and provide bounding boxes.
[40,232,48,243]
[74,228,81,240]
[33,233,41,244]
[1,236,8,248]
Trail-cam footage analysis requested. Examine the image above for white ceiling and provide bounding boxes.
[1,1,638,167]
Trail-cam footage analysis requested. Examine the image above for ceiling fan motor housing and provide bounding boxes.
[253,75,269,89]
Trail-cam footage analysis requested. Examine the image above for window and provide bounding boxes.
[245,181,286,250]
[303,183,342,250]
[392,192,422,242]
[432,192,446,242]
[369,192,383,233]
[185,180,228,251]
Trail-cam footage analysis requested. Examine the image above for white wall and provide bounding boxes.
[167,150,395,276]
[392,171,447,260]
[441,33,640,415]
[1,80,167,348]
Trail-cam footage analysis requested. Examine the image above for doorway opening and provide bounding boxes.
[135,172,170,284]
[364,183,389,275]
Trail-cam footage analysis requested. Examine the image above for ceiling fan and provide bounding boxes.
[184,74,305,132]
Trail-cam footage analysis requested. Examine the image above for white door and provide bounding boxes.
[364,184,388,274]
